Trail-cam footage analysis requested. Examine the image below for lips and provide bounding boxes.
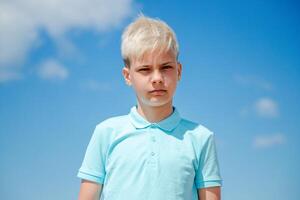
[149,89,167,95]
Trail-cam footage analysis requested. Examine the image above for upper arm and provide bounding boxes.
[197,186,221,200]
[77,124,110,184]
[78,179,103,200]
[195,132,222,189]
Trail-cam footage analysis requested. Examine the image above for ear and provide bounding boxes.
[177,62,182,81]
[122,66,132,86]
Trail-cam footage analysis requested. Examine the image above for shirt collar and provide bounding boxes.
[129,105,181,132]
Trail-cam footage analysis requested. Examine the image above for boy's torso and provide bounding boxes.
[98,106,212,200]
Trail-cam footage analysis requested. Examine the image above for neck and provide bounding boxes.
[136,101,174,123]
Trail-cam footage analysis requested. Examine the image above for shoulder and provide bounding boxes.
[179,117,215,141]
[92,114,132,137]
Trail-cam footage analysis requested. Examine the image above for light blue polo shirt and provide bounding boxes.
[77,105,222,200]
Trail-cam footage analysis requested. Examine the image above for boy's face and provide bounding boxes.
[122,49,182,108]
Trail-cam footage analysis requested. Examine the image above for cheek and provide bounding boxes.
[165,75,178,87]
[132,78,147,92]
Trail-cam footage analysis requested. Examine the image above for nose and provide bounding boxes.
[151,70,164,84]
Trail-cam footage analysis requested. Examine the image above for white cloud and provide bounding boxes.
[37,59,69,80]
[234,74,273,91]
[0,69,23,83]
[0,0,134,82]
[80,79,112,91]
[240,97,280,118]
[254,97,279,118]
[253,133,286,149]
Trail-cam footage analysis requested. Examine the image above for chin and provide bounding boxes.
[144,99,172,107]
[137,94,173,107]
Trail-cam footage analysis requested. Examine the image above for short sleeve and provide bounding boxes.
[195,132,223,189]
[77,124,110,184]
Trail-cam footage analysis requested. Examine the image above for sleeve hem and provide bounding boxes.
[77,170,105,184]
[196,180,223,189]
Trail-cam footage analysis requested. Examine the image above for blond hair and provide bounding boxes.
[121,15,179,67]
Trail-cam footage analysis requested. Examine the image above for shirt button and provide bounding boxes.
[151,137,156,142]
[151,152,155,156]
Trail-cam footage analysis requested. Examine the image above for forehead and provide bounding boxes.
[132,49,177,67]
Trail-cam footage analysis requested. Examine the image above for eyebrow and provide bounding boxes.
[161,61,175,66]
[137,65,150,68]
[137,61,175,68]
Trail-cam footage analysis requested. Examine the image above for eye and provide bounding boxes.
[139,68,149,71]
[137,68,151,73]
[162,66,173,70]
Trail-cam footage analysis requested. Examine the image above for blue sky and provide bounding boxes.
[1,0,299,199]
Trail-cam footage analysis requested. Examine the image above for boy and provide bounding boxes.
[77,15,222,200]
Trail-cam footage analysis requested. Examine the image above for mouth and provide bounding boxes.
[149,89,167,95]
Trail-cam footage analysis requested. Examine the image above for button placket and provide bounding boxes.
[148,124,158,165]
